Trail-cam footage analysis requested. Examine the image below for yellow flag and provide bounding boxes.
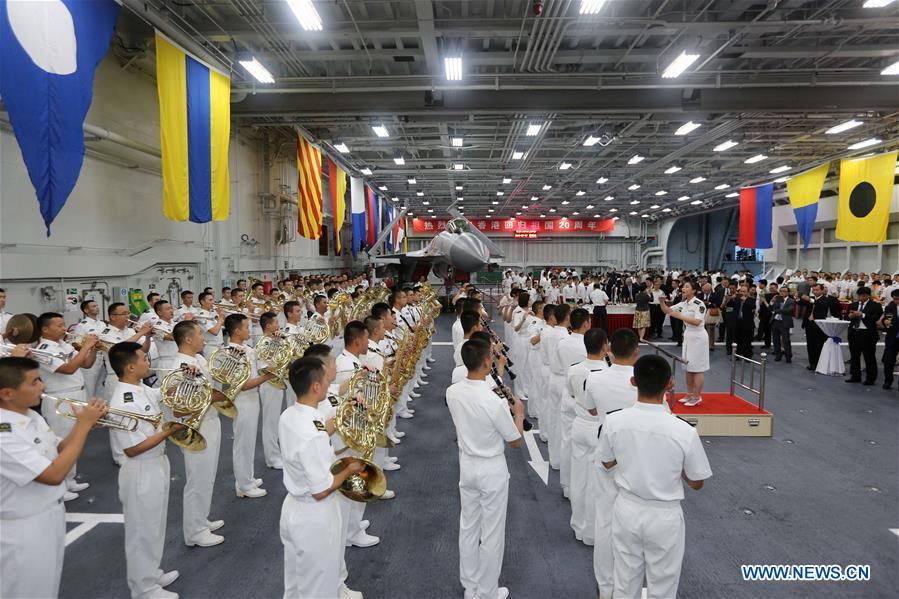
[836,151,897,243]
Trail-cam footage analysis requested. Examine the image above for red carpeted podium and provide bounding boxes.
[670,392,773,436]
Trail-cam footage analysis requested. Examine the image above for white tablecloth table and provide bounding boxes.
[815,319,849,376]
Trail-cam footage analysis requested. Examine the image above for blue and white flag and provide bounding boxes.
[0,0,121,234]
[350,176,366,257]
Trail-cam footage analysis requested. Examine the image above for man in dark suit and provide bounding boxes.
[734,284,756,358]
[769,286,795,363]
[846,287,883,385]
[880,289,899,390]
[722,282,738,354]
[805,284,842,371]
[755,281,775,349]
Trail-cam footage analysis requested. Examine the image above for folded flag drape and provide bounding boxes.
[785,163,829,250]
[296,133,323,239]
[327,158,346,253]
[737,183,774,249]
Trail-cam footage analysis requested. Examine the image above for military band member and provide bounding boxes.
[544,303,571,470]
[196,291,225,355]
[555,308,591,498]
[362,316,401,467]
[35,312,100,496]
[74,299,107,398]
[283,300,305,336]
[224,314,276,497]
[107,343,182,599]
[102,303,153,404]
[158,321,225,547]
[174,290,198,321]
[660,281,710,407]
[446,337,525,599]
[257,312,285,470]
[248,283,268,345]
[279,357,365,599]
[151,300,180,363]
[0,289,11,341]
[0,356,107,599]
[137,293,161,328]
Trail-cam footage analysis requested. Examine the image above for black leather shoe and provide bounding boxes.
[785,357,792,363]
[806,366,815,371]
[862,380,875,386]
[883,382,893,390]
[774,355,782,362]
[845,378,861,383]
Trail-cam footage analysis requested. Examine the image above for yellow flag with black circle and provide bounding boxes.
[836,151,897,243]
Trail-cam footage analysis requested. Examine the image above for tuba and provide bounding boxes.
[254,335,293,390]
[207,346,250,417]
[331,368,390,502]
[159,367,213,451]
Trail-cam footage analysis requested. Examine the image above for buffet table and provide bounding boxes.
[589,304,635,334]
[814,318,849,376]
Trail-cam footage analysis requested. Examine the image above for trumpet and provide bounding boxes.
[64,332,118,353]
[1,342,74,365]
[211,303,260,321]
[49,393,162,431]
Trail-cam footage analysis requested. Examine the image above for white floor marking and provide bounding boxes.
[890,528,899,538]
[524,429,549,485]
[65,512,124,546]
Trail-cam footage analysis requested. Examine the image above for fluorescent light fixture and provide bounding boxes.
[503,177,512,184]
[512,151,525,160]
[526,123,543,136]
[677,195,690,201]
[580,0,607,15]
[882,58,899,75]
[560,162,572,170]
[561,200,570,205]
[584,135,601,147]
[628,184,641,191]
[629,211,638,215]
[360,168,372,176]
[407,211,414,216]
[774,177,789,183]
[540,214,546,218]
[691,200,703,205]
[453,163,464,170]
[613,216,620,221]
[864,0,896,7]
[769,165,791,174]
[542,184,552,191]
[427,208,434,213]
[744,154,768,164]
[586,204,594,209]
[597,177,609,184]
[496,191,504,196]
[486,215,491,219]
[333,142,349,154]
[825,120,864,135]
[457,197,464,201]
[549,208,557,213]
[378,185,388,191]
[286,0,323,31]
[407,177,417,184]
[664,166,682,174]
[715,183,731,190]
[455,185,463,190]
[393,157,405,165]
[445,57,463,81]
[239,58,275,83]
[675,121,701,136]
[604,195,614,201]
[372,125,389,138]
[689,176,706,184]
[627,155,645,165]
[725,192,739,198]
[416,191,424,197]
[630,200,641,205]
[848,137,881,150]
[641,214,649,218]
[655,190,668,196]
[609,208,617,213]
[662,207,672,213]
[530,196,539,201]
[488,208,494,213]
[650,204,660,209]
[422,200,430,205]
[572,211,580,215]
[594,214,601,218]
[662,51,700,79]
[451,137,464,147]
[522,205,529,209]
[713,140,739,152]
[516,212,522,216]
[576,190,586,196]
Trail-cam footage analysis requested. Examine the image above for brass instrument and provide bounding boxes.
[64,332,117,353]
[254,335,293,390]
[1,342,73,365]
[3,313,38,344]
[48,393,163,431]
[127,318,174,341]
[331,368,389,502]
[303,314,333,345]
[211,302,260,321]
[159,367,213,450]
[207,346,250,417]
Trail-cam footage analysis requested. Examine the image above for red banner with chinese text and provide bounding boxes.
[410,217,615,236]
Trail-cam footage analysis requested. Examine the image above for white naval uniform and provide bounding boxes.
[279,404,344,599]
[522,318,545,418]
[257,338,284,469]
[556,333,587,495]
[73,316,107,397]
[248,298,267,345]
[451,365,498,388]
[334,350,368,542]
[100,325,142,400]
[0,408,66,599]
[544,325,570,470]
[109,382,171,599]
[36,337,85,486]
[451,318,464,351]
[0,310,13,342]
[157,351,221,543]
[511,308,534,399]
[445,378,521,599]
[672,297,710,373]
[152,319,178,363]
[586,364,637,596]
[568,358,606,545]
[230,342,264,491]
[198,310,224,356]
[599,403,712,599]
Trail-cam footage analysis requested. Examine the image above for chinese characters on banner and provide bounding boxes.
[410,217,615,236]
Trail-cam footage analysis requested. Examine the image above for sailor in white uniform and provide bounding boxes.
[73,299,107,398]
[661,281,709,407]
[107,343,182,599]
[446,337,525,599]
[0,355,106,599]
[556,308,591,498]
[522,301,545,418]
[544,303,571,469]
[279,357,364,599]
[599,355,712,599]
[196,292,224,356]
[257,312,286,470]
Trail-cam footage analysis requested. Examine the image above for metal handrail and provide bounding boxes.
[640,339,688,407]
[729,352,768,411]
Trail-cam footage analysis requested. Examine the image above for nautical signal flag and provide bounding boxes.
[327,158,347,253]
[0,0,121,234]
[156,33,231,223]
[297,133,323,239]
[836,152,897,243]
[350,177,366,257]
[786,163,829,250]
[737,183,774,249]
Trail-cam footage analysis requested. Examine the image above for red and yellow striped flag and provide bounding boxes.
[297,133,323,239]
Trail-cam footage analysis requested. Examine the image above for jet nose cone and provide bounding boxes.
[448,234,490,272]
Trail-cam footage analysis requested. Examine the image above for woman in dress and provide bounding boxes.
[633,283,652,340]
[660,280,709,407]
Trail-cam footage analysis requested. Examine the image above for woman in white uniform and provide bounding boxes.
[661,281,709,407]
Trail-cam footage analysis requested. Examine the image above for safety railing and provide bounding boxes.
[640,339,688,407]
[730,352,768,411]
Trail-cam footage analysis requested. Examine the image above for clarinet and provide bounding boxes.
[490,366,533,432]
[480,318,515,368]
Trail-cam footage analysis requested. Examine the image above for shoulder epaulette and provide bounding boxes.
[676,415,697,427]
